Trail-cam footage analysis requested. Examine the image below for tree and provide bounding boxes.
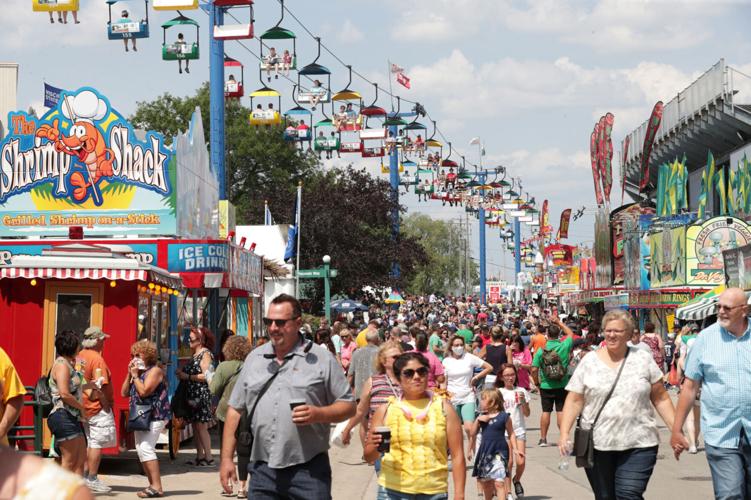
[401,213,479,295]
[129,83,318,217]
[271,167,426,310]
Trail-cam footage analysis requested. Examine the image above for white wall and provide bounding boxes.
[0,63,19,140]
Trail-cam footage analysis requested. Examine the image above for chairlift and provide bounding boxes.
[249,87,281,126]
[283,85,313,146]
[313,118,340,155]
[107,0,149,40]
[213,0,253,40]
[297,37,331,109]
[152,0,197,9]
[161,15,199,61]
[259,0,297,77]
[332,65,363,132]
[32,0,79,12]
[224,55,244,98]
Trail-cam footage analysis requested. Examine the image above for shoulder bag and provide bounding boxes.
[574,349,629,469]
[236,358,289,450]
[127,368,156,432]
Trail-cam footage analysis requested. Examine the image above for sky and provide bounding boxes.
[4,0,751,283]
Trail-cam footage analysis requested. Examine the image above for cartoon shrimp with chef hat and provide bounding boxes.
[35,89,115,204]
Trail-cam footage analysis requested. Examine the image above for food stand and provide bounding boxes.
[0,87,264,454]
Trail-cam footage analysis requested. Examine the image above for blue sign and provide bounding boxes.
[167,243,229,272]
[0,243,158,267]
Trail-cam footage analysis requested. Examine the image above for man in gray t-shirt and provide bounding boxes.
[348,330,380,398]
[219,294,355,499]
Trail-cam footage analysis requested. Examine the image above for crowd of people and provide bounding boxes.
[0,288,750,499]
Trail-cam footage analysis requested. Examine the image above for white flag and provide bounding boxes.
[469,137,481,146]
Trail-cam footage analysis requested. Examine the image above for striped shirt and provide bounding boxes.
[369,374,401,420]
[684,321,751,448]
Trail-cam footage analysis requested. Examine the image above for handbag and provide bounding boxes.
[171,380,192,419]
[127,401,153,432]
[574,349,630,469]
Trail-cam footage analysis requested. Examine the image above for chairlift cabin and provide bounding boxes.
[403,120,427,158]
[283,106,312,146]
[212,0,253,40]
[32,0,78,12]
[259,0,297,74]
[161,15,199,61]
[297,38,331,108]
[249,87,282,126]
[440,141,459,169]
[224,56,244,98]
[107,0,149,40]
[361,128,387,158]
[380,161,404,174]
[313,118,339,153]
[152,0,196,9]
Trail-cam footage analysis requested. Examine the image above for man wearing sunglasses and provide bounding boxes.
[220,294,355,499]
[672,287,751,499]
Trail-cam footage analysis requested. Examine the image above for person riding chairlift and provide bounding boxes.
[264,47,280,81]
[118,10,136,52]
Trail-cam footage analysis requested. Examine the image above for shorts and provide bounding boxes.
[540,388,567,413]
[135,420,167,462]
[515,432,527,442]
[453,402,476,424]
[47,408,85,443]
[83,408,117,449]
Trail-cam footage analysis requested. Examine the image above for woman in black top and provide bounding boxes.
[479,327,512,387]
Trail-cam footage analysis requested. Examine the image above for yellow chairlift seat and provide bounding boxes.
[152,0,197,10]
[32,0,79,12]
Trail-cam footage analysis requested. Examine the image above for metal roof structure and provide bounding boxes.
[622,59,751,201]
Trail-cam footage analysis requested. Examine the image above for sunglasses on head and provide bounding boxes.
[401,367,429,378]
[263,317,300,328]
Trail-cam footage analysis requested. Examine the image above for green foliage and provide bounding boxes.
[129,82,318,218]
[402,213,479,295]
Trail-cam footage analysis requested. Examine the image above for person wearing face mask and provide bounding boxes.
[442,336,493,460]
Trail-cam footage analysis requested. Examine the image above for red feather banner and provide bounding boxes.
[639,101,664,192]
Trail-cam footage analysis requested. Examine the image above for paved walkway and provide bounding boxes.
[93,390,713,499]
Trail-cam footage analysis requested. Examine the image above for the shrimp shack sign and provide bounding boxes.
[0,87,176,236]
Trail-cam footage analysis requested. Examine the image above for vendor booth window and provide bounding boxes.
[57,294,93,336]
[137,288,171,362]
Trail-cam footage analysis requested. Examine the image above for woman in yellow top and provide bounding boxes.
[364,352,466,500]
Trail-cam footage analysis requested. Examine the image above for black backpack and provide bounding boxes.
[34,372,53,418]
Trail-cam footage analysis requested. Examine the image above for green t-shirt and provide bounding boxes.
[532,336,574,390]
[457,328,473,345]
[429,333,445,360]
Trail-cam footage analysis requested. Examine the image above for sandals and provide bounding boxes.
[186,457,215,467]
[137,487,164,498]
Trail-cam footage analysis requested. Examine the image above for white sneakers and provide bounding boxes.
[85,477,112,494]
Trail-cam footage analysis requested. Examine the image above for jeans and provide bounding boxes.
[705,430,751,500]
[248,452,331,500]
[584,446,658,499]
[383,489,448,500]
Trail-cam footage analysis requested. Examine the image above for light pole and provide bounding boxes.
[322,255,332,323]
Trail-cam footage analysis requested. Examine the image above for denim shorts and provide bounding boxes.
[47,409,85,443]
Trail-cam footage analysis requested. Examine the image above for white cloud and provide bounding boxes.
[1,2,109,50]
[389,0,734,52]
[335,19,364,44]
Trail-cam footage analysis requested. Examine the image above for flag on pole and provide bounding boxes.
[264,201,274,225]
[284,185,302,262]
[44,83,64,108]
[396,72,410,89]
[390,63,404,74]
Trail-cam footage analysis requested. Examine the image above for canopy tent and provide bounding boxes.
[384,291,405,304]
[675,285,725,321]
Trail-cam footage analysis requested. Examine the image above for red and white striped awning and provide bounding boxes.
[0,266,181,289]
[0,267,148,281]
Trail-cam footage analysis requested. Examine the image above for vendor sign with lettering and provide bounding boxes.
[0,87,175,236]
[686,216,751,286]
[167,243,228,272]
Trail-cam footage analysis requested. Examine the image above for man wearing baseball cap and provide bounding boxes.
[79,326,116,493]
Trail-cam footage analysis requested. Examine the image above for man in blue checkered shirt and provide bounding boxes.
[671,287,751,499]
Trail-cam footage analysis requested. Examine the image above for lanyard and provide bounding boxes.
[384,374,399,398]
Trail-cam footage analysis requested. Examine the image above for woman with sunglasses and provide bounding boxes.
[339,328,357,373]
[364,352,466,500]
[177,327,216,467]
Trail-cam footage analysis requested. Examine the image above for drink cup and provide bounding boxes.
[289,398,306,412]
[374,426,391,453]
